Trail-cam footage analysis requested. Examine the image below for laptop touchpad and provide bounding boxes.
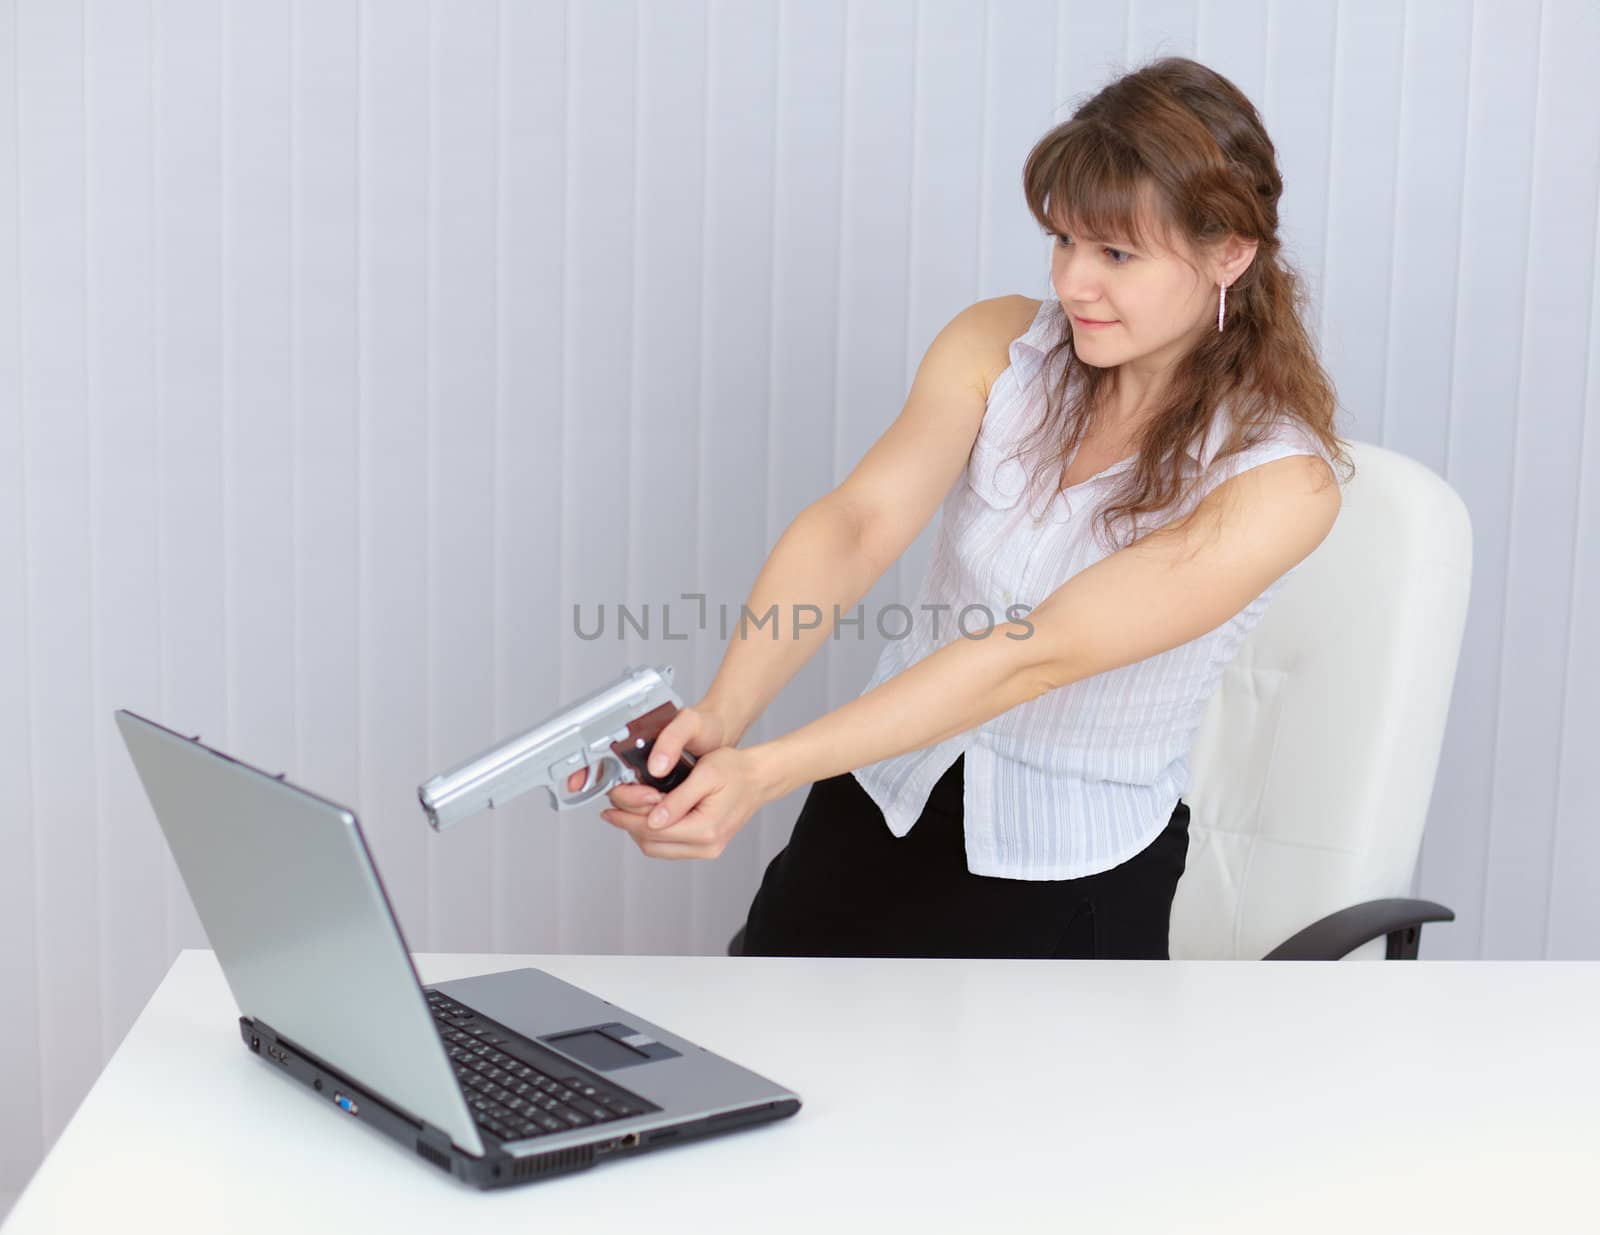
[432,968,682,1071]
[543,1026,665,1072]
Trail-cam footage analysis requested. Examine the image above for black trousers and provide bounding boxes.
[740,753,1190,959]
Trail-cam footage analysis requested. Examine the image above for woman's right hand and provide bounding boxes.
[564,699,746,816]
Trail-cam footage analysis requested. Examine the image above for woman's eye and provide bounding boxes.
[1052,233,1130,264]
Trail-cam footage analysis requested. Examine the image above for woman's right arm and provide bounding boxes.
[695,295,1032,747]
[695,494,890,746]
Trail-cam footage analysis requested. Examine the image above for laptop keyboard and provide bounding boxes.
[426,990,656,1143]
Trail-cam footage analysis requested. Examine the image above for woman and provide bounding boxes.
[573,57,1350,960]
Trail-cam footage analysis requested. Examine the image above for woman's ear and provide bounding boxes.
[1218,235,1259,285]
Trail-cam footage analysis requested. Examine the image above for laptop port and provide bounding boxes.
[596,1132,640,1156]
[334,1093,359,1115]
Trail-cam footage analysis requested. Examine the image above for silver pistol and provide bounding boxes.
[418,664,698,831]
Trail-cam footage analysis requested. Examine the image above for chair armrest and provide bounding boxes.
[1262,898,1456,960]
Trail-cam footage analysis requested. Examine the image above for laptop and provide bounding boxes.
[114,709,802,1190]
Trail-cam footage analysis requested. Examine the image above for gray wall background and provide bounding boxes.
[4,0,1598,1216]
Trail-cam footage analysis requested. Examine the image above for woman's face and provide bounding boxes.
[1048,211,1245,397]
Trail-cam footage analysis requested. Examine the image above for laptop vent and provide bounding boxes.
[510,1145,595,1180]
[415,1140,452,1173]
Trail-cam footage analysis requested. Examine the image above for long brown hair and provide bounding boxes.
[1015,56,1353,553]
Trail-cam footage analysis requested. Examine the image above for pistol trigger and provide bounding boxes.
[549,751,588,797]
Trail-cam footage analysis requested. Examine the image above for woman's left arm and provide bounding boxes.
[623,452,1338,857]
[613,625,1053,857]
[746,452,1341,798]
[747,616,1058,801]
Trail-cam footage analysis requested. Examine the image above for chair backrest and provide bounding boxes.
[1170,441,1473,960]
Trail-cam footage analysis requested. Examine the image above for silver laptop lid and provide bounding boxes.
[114,710,485,1157]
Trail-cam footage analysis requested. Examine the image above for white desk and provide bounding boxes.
[5,951,1597,1234]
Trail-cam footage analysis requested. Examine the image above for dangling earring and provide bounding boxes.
[1217,281,1228,333]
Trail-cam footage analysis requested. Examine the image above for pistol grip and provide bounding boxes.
[612,702,698,792]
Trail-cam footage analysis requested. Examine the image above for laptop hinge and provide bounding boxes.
[417,1121,456,1162]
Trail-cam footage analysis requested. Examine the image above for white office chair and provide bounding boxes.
[729,440,1471,961]
[1173,439,1471,959]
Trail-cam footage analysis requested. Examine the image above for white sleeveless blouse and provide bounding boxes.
[848,295,1334,880]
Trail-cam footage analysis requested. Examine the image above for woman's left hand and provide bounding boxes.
[598,746,773,861]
